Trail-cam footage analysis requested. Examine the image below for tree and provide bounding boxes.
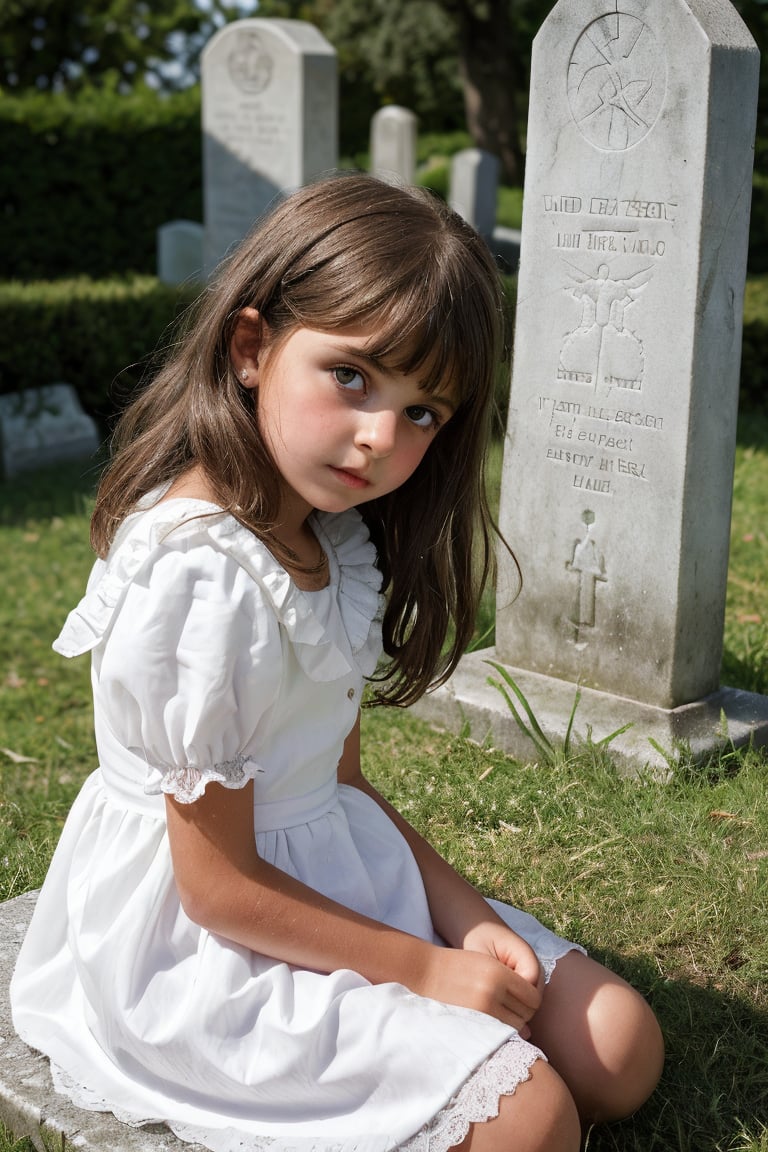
[442,0,550,184]
[0,0,251,93]
[258,0,551,183]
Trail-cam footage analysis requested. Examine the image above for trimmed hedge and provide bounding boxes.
[0,276,199,424]
[0,87,202,279]
[2,85,767,278]
[0,274,765,429]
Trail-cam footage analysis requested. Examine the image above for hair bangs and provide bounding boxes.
[296,240,501,409]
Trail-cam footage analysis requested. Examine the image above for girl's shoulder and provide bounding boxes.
[54,499,383,674]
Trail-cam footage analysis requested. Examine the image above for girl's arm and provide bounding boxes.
[165,766,540,1031]
[338,715,542,992]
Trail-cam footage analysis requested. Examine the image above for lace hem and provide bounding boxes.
[49,1037,544,1152]
[148,754,262,805]
[397,1038,544,1152]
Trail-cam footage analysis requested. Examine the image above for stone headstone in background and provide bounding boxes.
[201,19,337,274]
[449,148,499,241]
[157,220,204,286]
[0,386,100,479]
[413,0,768,773]
[370,106,417,185]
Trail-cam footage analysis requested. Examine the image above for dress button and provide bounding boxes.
[347,688,355,699]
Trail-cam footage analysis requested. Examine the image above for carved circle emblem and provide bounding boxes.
[567,13,666,151]
[227,31,274,95]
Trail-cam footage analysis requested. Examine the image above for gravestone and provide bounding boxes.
[449,148,499,241]
[201,19,337,274]
[157,220,204,286]
[0,385,100,479]
[370,106,417,185]
[413,0,768,773]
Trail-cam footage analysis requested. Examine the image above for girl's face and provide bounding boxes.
[246,324,455,526]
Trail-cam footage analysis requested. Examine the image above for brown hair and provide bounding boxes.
[92,173,511,706]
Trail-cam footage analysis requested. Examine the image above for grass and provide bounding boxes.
[1,417,768,1151]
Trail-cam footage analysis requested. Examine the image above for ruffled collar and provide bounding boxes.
[53,499,384,682]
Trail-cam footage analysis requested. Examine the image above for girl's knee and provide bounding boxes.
[462,1060,580,1152]
[591,986,665,1122]
[531,952,664,1124]
[572,975,664,1123]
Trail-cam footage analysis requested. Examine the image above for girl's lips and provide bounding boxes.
[329,466,370,490]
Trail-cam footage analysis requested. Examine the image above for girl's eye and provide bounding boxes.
[333,366,365,392]
[405,405,440,430]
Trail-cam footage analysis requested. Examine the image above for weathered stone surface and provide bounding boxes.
[0,385,100,479]
[411,1,768,772]
[411,649,768,778]
[495,0,759,710]
[202,19,337,273]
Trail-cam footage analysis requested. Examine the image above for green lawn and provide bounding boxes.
[1,419,767,1152]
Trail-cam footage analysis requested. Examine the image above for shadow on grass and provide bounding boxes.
[0,455,106,527]
[584,948,768,1152]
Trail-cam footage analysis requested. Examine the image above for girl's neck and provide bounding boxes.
[160,466,327,592]
[161,466,218,505]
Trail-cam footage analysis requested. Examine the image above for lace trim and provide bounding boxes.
[50,1038,543,1152]
[397,1039,544,1152]
[152,754,262,805]
[50,1061,163,1125]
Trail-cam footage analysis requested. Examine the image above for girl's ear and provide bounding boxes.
[230,307,266,389]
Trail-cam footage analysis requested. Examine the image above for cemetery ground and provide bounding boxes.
[0,420,766,1152]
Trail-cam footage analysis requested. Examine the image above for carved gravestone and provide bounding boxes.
[413,0,767,772]
[370,106,418,185]
[201,19,337,273]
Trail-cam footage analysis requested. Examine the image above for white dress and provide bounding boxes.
[11,498,583,1152]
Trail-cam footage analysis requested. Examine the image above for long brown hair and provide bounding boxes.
[92,173,511,706]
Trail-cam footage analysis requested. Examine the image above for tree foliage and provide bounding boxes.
[258,0,551,179]
[1,0,766,177]
[0,0,249,92]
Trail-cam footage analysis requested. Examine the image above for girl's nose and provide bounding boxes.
[354,409,398,458]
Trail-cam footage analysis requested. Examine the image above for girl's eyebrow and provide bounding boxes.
[328,342,457,414]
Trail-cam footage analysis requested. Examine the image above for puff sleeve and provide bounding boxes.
[101,540,281,802]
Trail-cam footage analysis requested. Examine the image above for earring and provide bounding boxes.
[241,368,248,381]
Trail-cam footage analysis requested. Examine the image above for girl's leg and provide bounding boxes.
[528,951,664,1125]
[456,1059,581,1152]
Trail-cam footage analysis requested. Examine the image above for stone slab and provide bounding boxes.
[449,148,499,240]
[0,892,199,1152]
[411,648,768,778]
[0,385,100,479]
[370,106,417,185]
[495,0,760,709]
[157,220,204,286]
[202,19,337,273]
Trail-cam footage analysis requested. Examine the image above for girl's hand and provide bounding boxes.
[463,922,543,989]
[414,944,542,1033]
[460,923,544,1037]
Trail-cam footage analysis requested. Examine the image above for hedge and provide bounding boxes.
[3,85,767,281]
[0,274,765,430]
[0,86,202,280]
[0,276,199,425]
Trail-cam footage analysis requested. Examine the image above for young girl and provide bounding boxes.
[11,173,662,1152]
